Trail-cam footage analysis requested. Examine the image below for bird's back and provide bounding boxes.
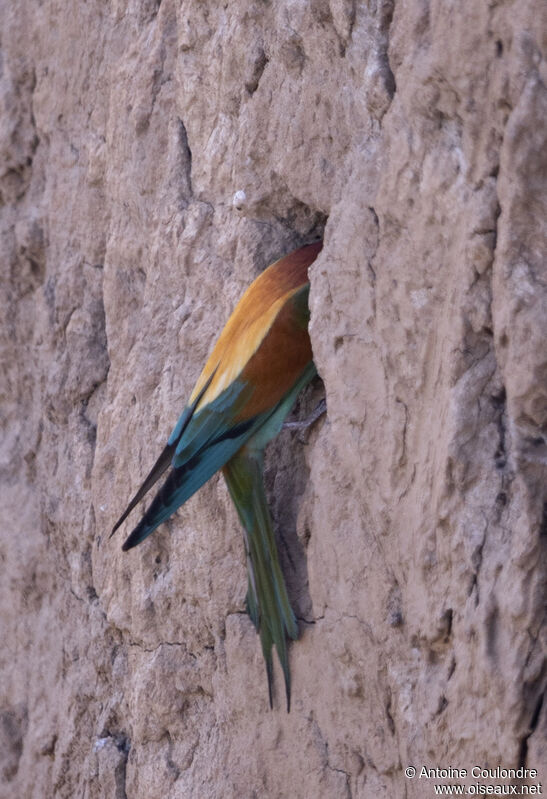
[190,240,323,412]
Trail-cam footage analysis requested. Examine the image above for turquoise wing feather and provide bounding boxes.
[120,364,315,551]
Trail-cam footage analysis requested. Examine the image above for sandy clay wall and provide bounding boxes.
[1,0,546,796]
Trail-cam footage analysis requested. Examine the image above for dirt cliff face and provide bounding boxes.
[1,1,545,797]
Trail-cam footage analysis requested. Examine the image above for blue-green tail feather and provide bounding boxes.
[223,446,299,711]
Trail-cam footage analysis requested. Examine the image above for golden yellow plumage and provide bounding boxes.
[190,243,320,410]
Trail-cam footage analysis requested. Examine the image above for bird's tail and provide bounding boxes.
[222,447,298,711]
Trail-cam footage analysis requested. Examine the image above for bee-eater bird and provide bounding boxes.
[111,240,323,710]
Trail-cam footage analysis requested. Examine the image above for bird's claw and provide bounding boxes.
[282,397,327,431]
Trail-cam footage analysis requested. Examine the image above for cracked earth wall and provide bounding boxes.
[1,1,546,797]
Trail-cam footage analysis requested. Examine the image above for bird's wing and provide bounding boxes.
[110,371,216,536]
[120,358,316,551]
[119,384,274,550]
[110,440,176,537]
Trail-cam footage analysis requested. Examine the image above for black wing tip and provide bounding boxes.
[121,517,155,551]
[110,504,135,539]
[121,527,142,551]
